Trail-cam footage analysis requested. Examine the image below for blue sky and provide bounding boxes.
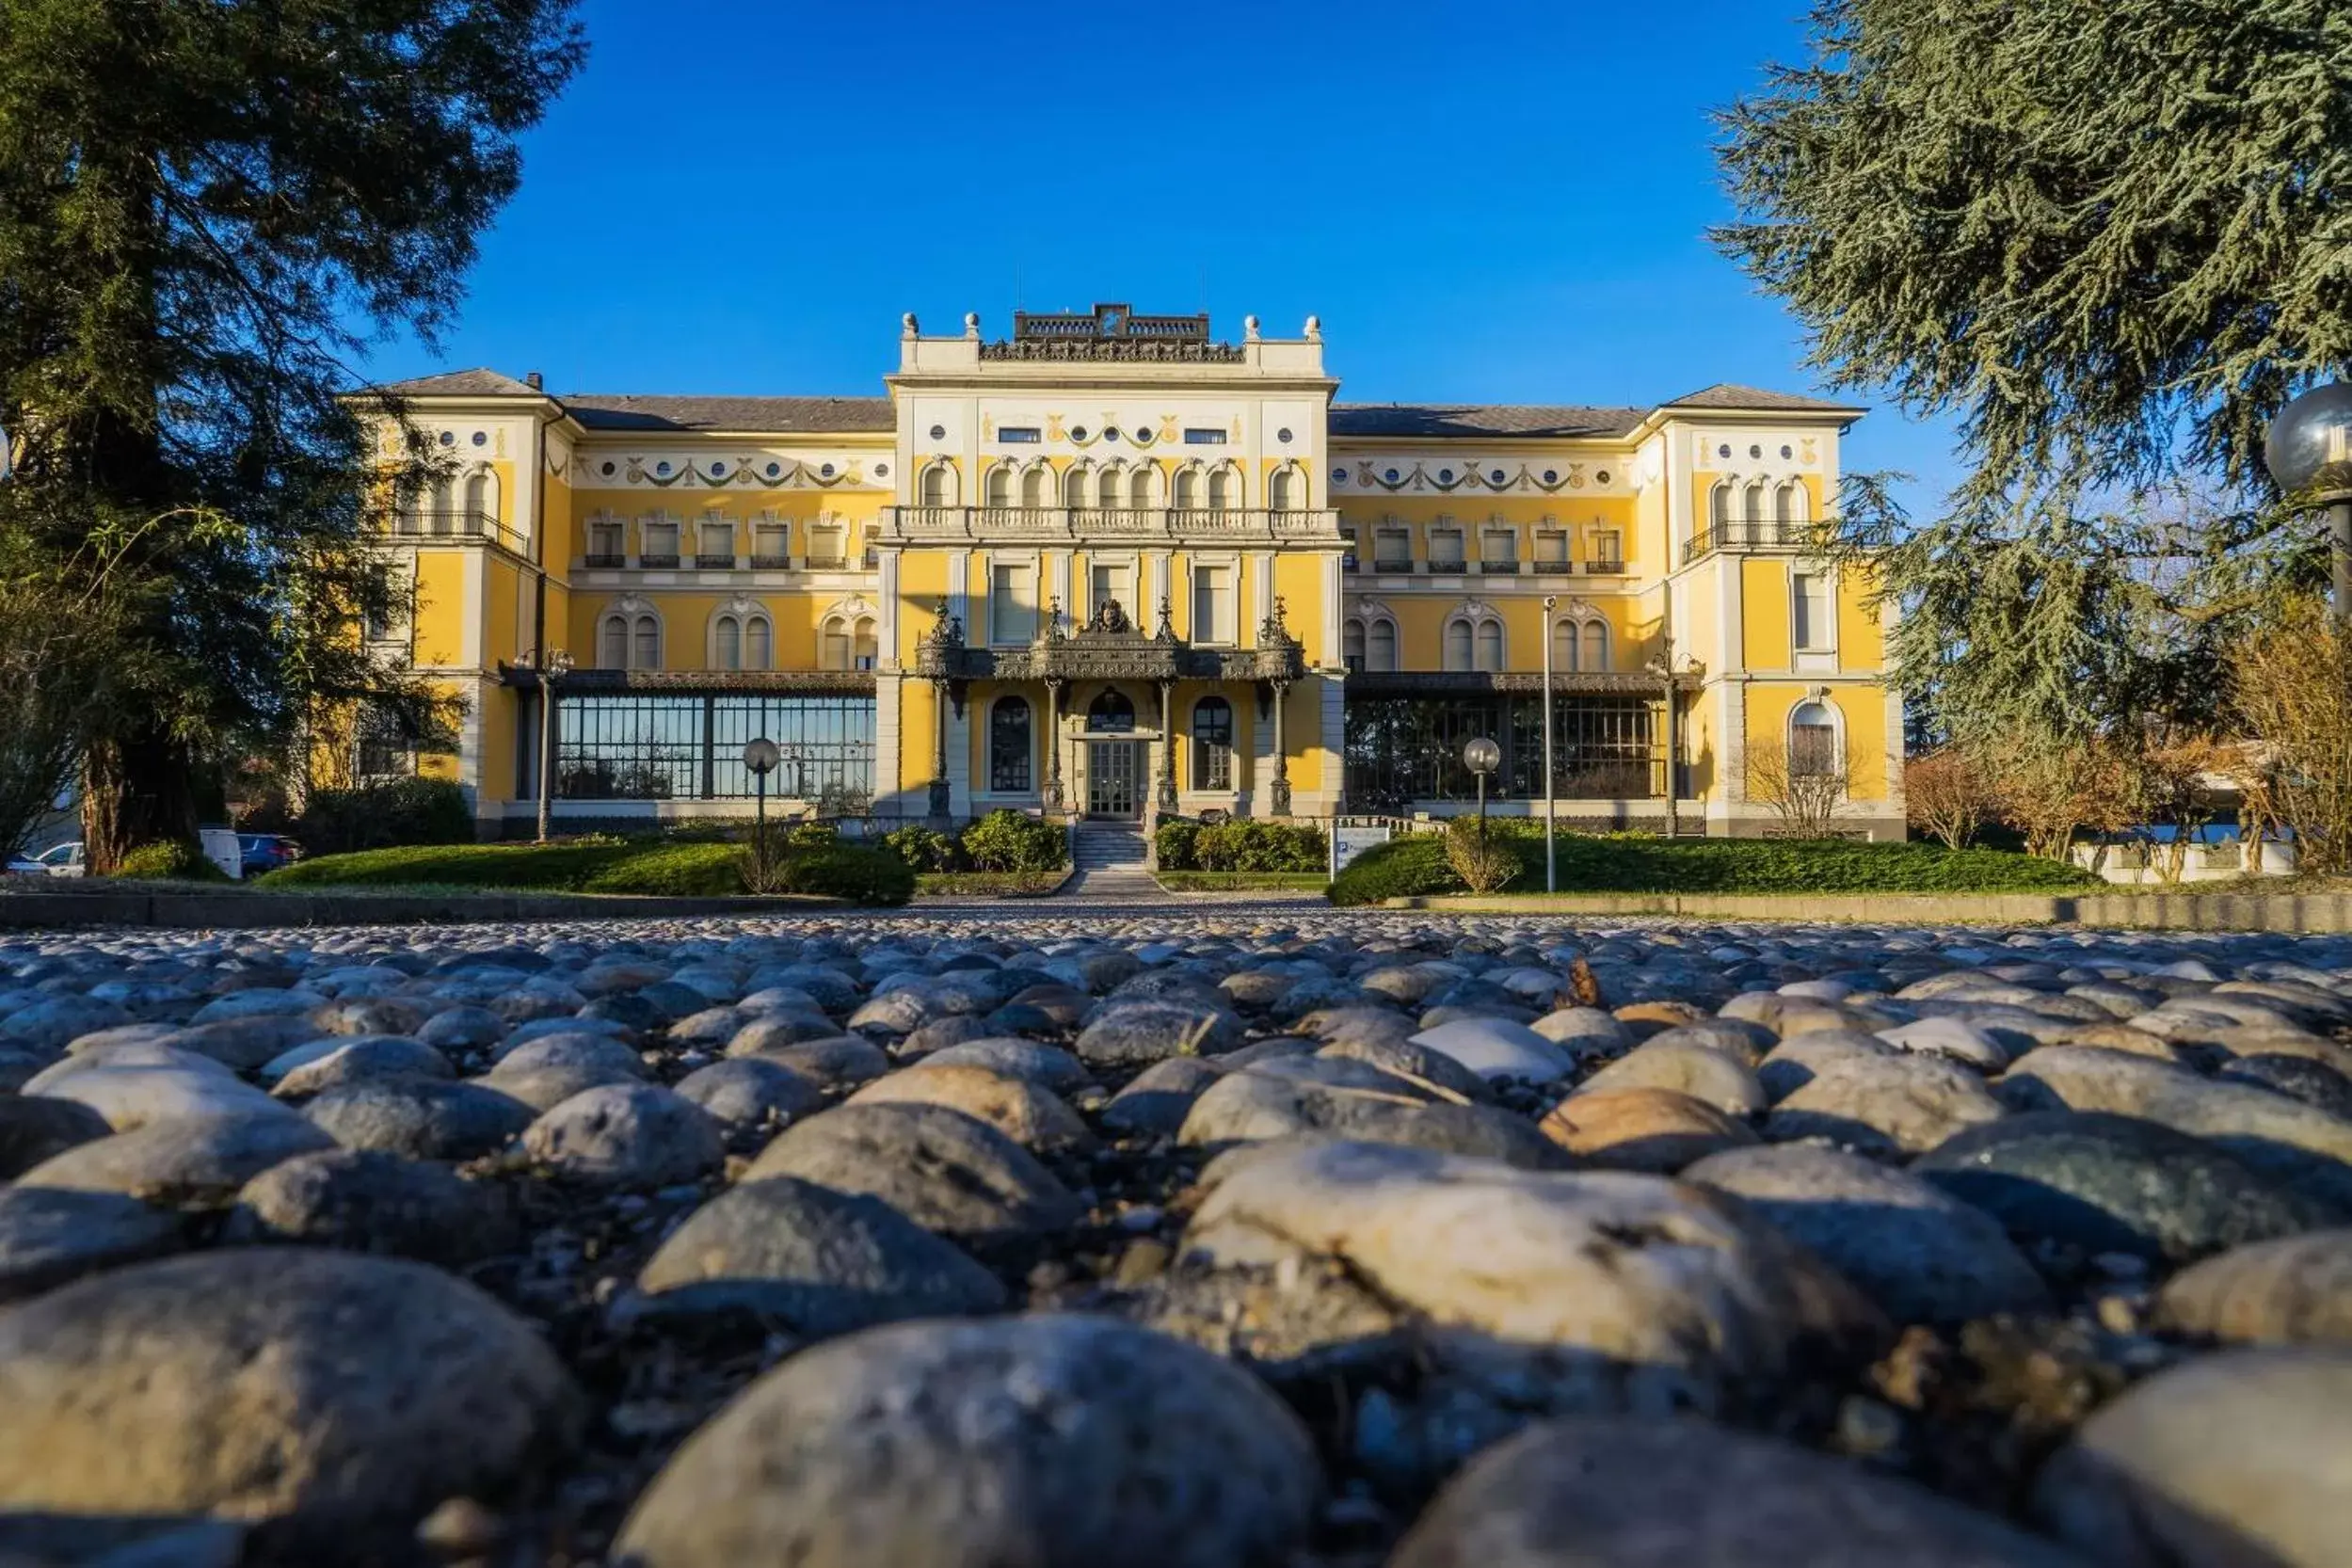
[364,0,1961,514]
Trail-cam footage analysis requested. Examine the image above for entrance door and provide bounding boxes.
[1086,741,1141,817]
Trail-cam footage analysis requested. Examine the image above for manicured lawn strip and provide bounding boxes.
[1328,834,2102,905]
[1157,872,1330,892]
[916,871,1067,897]
[256,840,744,896]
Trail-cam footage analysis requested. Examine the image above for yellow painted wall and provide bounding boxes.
[475,681,517,804]
[1272,553,1329,662]
[1745,682,1890,801]
[411,552,471,667]
[1741,558,1791,671]
[1837,565,1885,669]
[486,559,522,666]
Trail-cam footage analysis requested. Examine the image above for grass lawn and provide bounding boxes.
[258,840,751,897]
[916,870,1068,898]
[1157,871,1330,893]
[1329,832,2104,905]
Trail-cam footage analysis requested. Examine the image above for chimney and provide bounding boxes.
[525,371,543,391]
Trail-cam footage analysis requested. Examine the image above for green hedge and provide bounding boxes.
[1327,832,2103,905]
[1155,818,1327,872]
[960,809,1067,873]
[109,840,230,882]
[255,836,911,904]
[295,777,474,856]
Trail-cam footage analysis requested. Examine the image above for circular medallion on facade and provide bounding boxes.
[1718,443,1731,458]
[1596,470,1611,484]
[874,462,889,476]
[820,462,836,478]
[438,430,456,447]
[709,461,728,478]
[1781,444,1794,459]
[1543,469,1559,484]
[600,461,616,477]
[1277,427,1293,443]
[1750,443,1763,459]
[765,461,782,478]
[1490,468,1507,484]
[1438,468,1454,483]
[1331,467,1346,483]
[929,424,946,440]
[655,460,672,475]
[471,431,487,447]
[1070,426,1088,441]
[1384,468,1400,483]
[1103,426,1120,441]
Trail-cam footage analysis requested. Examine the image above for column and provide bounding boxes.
[1270,679,1292,816]
[928,679,951,819]
[1156,680,1179,814]
[1043,678,1064,812]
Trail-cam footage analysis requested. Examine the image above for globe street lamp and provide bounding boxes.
[1541,595,1560,891]
[1462,735,1502,842]
[743,737,781,886]
[2264,382,2352,624]
[512,647,573,843]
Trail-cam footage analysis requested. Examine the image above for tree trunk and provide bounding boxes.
[83,726,200,872]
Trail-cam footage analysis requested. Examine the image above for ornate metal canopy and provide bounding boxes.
[913,597,1306,685]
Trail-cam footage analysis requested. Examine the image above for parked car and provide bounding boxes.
[237,834,302,877]
[6,841,86,877]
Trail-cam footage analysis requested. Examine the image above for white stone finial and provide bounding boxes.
[1304,314,1321,340]
[963,312,980,338]
[902,312,919,337]
[1244,314,1261,341]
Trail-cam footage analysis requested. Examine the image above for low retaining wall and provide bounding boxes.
[0,888,838,931]
[1383,890,2352,933]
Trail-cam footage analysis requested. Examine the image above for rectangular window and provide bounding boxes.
[990,562,1037,645]
[1429,527,1465,569]
[1793,571,1832,650]
[808,522,846,569]
[1183,428,1228,445]
[697,520,735,568]
[1535,529,1569,568]
[1590,529,1624,570]
[751,520,790,567]
[1480,528,1518,571]
[555,695,874,803]
[1089,562,1134,622]
[1191,565,1234,645]
[999,426,1042,443]
[641,518,680,567]
[1373,526,1411,570]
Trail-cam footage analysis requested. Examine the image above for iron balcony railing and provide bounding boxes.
[388,509,525,552]
[638,552,680,569]
[749,552,792,569]
[1372,557,1415,573]
[1683,520,1818,561]
[884,504,1348,544]
[1584,557,1626,574]
[584,552,626,568]
[695,552,737,569]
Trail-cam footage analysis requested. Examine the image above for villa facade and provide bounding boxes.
[361,304,1900,838]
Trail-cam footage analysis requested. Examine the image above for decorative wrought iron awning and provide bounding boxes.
[911,598,1307,686]
[1345,670,1702,698]
[496,665,878,697]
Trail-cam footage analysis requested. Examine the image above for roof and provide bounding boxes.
[559,393,895,434]
[1661,383,1867,415]
[1330,404,1649,440]
[372,368,545,398]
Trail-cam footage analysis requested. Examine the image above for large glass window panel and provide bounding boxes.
[715,616,741,670]
[1192,696,1234,789]
[632,616,661,669]
[1443,620,1473,671]
[1793,571,1832,649]
[1476,621,1504,671]
[746,617,772,670]
[1368,620,1397,671]
[1191,566,1232,644]
[990,563,1037,644]
[988,698,1032,792]
[1583,621,1608,671]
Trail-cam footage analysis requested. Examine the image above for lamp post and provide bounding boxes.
[1644,634,1680,839]
[1541,595,1559,890]
[2264,382,2352,624]
[743,737,781,886]
[1463,735,1501,842]
[513,648,574,843]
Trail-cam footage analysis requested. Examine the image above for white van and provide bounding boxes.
[198,826,244,881]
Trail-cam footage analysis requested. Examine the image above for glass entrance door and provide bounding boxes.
[1085,741,1141,817]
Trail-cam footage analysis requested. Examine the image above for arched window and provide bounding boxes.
[1443,619,1474,672]
[1064,465,1091,509]
[1343,621,1367,667]
[1207,464,1234,511]
[1174,465,1201,511]
[1097,465,1123,510]
[853,616,878,670]
[1269,465,1298,512]
[1790,699,1841,776]
[632,615,661,670]
[1582,620,1608,672]
[462,468,494,525]
[920,463,952,507]
[1709,482,1731,533]
[715,615,742,671]
[1086,688,1136,732]
[1368,620,1398,672]
[985,465,1013,508]
[600,615,628,670]
[1552,618,1577,672]
[1020,463,1048,508]
[1744,479,1769,529]
[1777,481,1809,525]
[821,616,851,671]
[745,616,772,670]
[1128,464,1156,510]
[1476,620,1504,672]
[1192,696,1234,789]
[988,697,1032,792]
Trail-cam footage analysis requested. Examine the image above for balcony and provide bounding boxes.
[639,552,680,569]
[388,509,524,552]
[806,553,848,570]
[1372,558,1414,573]
[750,552,792,569]
[1428,559,1467,575]
[883,504,1349,545]
[1683,520,1816,561]
[1584,558,1626,575]
[695,552,738,569]
[1479,560,1522,575]
[584,552,626,569]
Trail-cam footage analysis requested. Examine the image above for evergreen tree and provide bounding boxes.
[1717,1,2352,503]
[0,0,585,868]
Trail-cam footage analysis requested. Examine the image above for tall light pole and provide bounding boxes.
[1540,594,1558,890]
[1645,633,1679,839]
[2264,383,2352,624]
[514,648,574,843]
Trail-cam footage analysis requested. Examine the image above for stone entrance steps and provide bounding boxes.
[1064,821,1155,898]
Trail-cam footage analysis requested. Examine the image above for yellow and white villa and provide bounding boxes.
[360,304,1900,839]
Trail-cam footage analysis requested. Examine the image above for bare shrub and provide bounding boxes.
[1746,739,1848,839]
[2231,600,2352,874]
[1444,816,1519,893]
[1975,734,2129,861]
[1903,748,1995,849]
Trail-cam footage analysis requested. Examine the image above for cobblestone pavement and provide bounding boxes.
[3,910,2350,1567]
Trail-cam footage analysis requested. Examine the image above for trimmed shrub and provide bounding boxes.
[1444,817,1519,893]
[1154,819,1203,871]
[882,824,964,872]
[1327,830,2104,905]
[766,843,915,905]
[296,777,473,856]
[583,843,744,896]
[1193,819,1327,872]
[110,840,230,882]
[960,809,1066,873]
